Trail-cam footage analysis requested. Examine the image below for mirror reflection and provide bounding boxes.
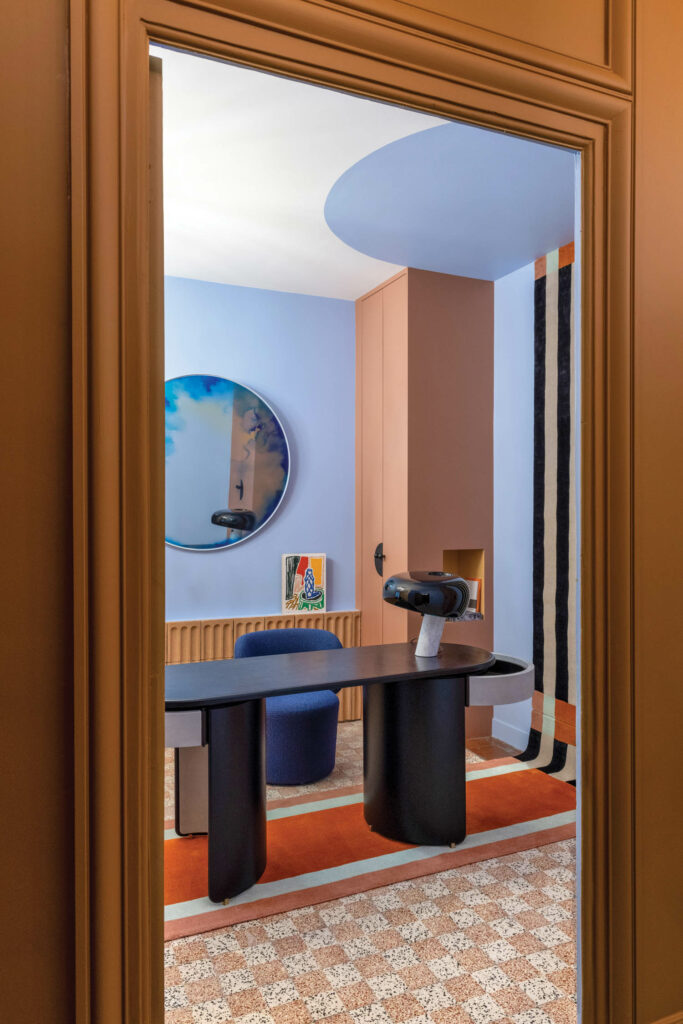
[165,374,290,549]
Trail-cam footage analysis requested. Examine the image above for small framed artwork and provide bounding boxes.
[282,554,326,614]
[464,577,482,615]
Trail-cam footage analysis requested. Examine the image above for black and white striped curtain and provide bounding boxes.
[517,244,577,784]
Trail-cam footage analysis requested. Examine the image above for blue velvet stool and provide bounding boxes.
[233,628,342,785]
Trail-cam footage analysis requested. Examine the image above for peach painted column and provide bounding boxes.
[356,268,494,736]
[406,269,494,654]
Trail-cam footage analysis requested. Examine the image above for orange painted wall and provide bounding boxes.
[0,1,75,1021]
[397,0,608,67]
[633,2,683,1019]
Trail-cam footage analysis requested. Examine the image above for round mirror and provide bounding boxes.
[165,374,290,549]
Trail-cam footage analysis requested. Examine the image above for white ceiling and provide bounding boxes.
[152,45,575,301]
[152,45,446,300]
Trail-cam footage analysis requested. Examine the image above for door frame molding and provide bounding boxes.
[70,2,635,1021]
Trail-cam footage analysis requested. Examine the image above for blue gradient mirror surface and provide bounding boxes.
[165,375,289,549]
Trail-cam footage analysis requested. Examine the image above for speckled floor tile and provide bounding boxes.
[165,728,577,1023]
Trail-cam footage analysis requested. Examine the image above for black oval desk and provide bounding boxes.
[165,641,494,903]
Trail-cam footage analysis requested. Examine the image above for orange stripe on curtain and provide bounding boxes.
[559,241,575,267]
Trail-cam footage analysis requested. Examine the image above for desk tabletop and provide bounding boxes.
[165,642,495,711]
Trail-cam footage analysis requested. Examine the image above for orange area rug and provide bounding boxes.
[164,758,576,939]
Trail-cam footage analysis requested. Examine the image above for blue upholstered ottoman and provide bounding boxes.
[265,689,339,785]
[233,628,341,785]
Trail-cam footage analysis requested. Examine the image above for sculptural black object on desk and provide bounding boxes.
[383,570,471,655]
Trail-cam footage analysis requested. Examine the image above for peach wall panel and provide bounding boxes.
[381,275,411,644]
[407,269,494,654]
[356,289,385,646]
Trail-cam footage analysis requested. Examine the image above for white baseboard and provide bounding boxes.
[491,717,529,752]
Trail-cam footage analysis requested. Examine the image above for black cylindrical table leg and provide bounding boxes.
[363,676,466,846]
[207,699,266,902]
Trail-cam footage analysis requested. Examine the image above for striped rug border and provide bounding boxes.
[164,819,575,940]
[163,756,575,939]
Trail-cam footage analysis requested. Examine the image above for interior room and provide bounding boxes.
[157,44,581,1024]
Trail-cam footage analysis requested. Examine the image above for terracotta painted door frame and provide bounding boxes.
[71,1,635,1021]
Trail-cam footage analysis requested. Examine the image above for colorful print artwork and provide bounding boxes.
[282,554,326,614]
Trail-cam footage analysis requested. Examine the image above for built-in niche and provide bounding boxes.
[443,548,486,618]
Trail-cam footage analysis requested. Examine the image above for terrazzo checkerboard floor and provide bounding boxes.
[165,723,577,1024]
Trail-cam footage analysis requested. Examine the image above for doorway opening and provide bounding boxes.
[155,43,581,1024]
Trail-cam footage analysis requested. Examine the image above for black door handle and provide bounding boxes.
[374,542,385,577]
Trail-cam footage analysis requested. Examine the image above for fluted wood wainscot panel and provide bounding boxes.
[233,616,266,641]
[295,613,327,630]
[166,621,202,664]
[326,610,362,647]
[201,619,234,661]
[265,614,296,630]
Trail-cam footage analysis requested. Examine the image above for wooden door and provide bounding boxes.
[356,287,384,645]
[379,274,410,643]
[356,272,410,645]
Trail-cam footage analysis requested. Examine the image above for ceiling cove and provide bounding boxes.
[154,46,575,298]
[324,123,576,283]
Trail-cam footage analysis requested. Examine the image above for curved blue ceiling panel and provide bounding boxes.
[324,123,576,282]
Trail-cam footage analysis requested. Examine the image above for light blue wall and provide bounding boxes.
[492,261,535,748]
[164,276,356,621]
